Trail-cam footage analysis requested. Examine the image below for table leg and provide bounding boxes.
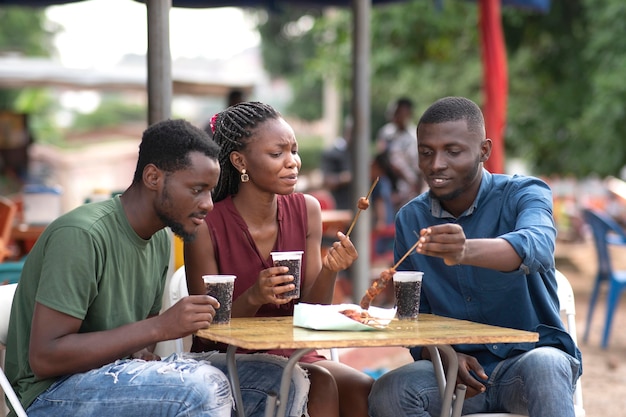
[226,345,246,417]
[426,345,462,417]
[225,345,312,417]
[273,348,312,417]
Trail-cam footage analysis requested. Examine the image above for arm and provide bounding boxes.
[184,223,219,296]
[416,224,522,271]
[29,295,218,379]
[416,179,556,272]
[300,194,358,304]
[184,219,294,317]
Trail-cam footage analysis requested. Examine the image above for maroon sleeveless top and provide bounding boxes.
[191,193,325,363]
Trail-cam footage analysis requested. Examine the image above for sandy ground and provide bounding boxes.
[336,238,626,417]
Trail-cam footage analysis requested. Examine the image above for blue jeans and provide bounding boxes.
[26,352,309,417]
[369,347,581,417]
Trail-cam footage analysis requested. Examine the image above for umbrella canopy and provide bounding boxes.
[0,0,550,9]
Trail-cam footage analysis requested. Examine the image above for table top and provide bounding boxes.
[195,315,538,350]
[321,209,353,223]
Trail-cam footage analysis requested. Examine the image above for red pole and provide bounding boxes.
[479,0,507,174]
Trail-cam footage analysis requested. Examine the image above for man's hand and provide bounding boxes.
[416,224,467,266]
[157,295,220,340]
[456,352,488,398]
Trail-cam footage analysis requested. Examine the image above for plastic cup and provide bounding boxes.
[270,251,304,300]
[393,271,424,320]
[202,275,236,324]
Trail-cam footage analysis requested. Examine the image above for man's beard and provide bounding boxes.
[156,184,197,243]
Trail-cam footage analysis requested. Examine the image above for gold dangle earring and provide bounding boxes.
[240,169,249,183]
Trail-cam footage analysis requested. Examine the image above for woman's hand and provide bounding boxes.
[246,266,295,306]
[323,231,358,271]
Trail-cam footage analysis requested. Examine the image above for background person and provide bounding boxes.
[184,102,373,417]
[320,117,353,210]
[368,97,582,417]
[375,97,423,210]
[6,119,308,417]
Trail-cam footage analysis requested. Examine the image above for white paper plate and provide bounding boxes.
[293,303,396,331]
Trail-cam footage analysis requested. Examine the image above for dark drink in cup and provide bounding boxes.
[202,275,236,324]
[270,251,303,300]
[393,271,423,320]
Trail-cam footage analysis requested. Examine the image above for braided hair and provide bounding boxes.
[211,101,281,202]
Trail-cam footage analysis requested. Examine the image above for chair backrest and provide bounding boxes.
[0,283,29,417]
[0,197,17,262]
[154,266,189,357]
[0,284,18,346]
[554,270,584,412]
[582,208,626,280]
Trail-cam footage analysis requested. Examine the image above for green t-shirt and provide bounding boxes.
[5,196,170,414]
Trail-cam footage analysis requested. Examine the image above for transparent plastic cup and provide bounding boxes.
[202,275,236,324]
[393,271,424,320]
[270,251,304,300]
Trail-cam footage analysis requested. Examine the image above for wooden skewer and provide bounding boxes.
[392,237,420,270]
[345,176,379,237]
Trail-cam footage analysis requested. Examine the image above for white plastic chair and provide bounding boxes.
[459,269,584,417]
[154,266,190,357]
[1,283,29,417]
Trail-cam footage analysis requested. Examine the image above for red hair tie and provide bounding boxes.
[209,113,219,134]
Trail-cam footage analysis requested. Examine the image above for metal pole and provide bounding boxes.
[146,0,172,125]
[350,0,372,302]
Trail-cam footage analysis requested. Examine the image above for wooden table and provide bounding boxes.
[320,209,352,233]
[196,315,538,417]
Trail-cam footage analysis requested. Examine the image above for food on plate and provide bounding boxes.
[339,308,377,325]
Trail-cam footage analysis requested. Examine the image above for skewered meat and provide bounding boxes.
[359,268,395,309]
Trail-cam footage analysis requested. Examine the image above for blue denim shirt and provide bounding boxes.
[397,170,581,376]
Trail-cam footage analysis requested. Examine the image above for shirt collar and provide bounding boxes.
[429,168,492,219]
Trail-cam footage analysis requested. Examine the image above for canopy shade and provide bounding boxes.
[0,56,254,97]
[0,0,550,11]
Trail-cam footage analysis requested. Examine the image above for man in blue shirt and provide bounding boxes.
[368,97,581,417]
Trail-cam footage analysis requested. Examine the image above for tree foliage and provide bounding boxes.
[0,6,60,143]
[256,0,626,178]
[0,6,55,56]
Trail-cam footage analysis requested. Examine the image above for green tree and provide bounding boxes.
[71,95,146,133]
[0,6,61,143]
[256,0,626,177]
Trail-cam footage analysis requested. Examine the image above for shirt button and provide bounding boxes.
[493,345,498,350]
[466,296,472,302]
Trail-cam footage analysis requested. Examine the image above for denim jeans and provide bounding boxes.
[26,352,309,417]
[369,346,581,417]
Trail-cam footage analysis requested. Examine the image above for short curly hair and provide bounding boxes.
[418,96,485,137]
[132,119,220,184]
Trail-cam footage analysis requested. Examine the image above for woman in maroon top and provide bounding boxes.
[185,102,373,417]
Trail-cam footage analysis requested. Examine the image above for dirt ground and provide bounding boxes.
[337,238,626,417]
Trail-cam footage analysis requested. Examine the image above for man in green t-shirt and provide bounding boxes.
[5,119,309,417]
